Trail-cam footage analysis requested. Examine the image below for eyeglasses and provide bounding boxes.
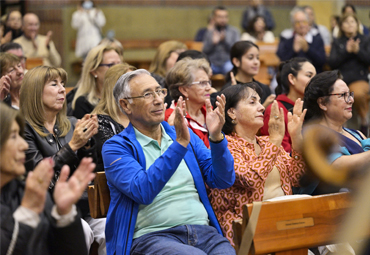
[124,88,167,100]
[98,63,117,68]
[328,91,354,103]
[190,80,212,88]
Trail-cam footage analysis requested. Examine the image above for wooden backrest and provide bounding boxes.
[26,57,43,70]
[234,193,352,255]
[254,41,280,85]
[87,172,111,218]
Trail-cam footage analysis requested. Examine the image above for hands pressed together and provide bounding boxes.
[293,35,309,53]
[346,38,360,54]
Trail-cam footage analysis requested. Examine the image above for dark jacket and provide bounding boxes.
[328,34,370,85]
[1,179,87,255]
[277,31,326,73]
[73,95,95,119]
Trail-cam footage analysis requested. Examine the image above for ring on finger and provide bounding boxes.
[37,177,43,184]
[274,116,279,119]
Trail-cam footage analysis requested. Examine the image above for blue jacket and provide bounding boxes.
[102,121,235,255]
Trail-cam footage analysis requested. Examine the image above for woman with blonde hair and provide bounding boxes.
[70,44,121,118]
[92,63,135,172]
[149,40,187,87]
[165,57,213,147]
[19,66,106,255]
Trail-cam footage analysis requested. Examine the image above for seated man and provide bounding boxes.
[203,6,240,75]
[102,69,235,255]
[277,6,326,73]
[14,13,61,67]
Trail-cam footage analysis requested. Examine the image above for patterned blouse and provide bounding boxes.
[209,133,305,245]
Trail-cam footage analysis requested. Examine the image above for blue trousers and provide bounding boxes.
[130,225,236,255]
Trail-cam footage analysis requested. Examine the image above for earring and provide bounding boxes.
[323,108,327,111]
[186,97,189,101]
[94,75,98,78]
[232,119,236,124]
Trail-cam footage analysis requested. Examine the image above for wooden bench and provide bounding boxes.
[233,193,353,255]
[255,41,280,85]
[26,57,43,70]
[88,172,110,218]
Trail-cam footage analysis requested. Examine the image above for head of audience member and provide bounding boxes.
[222,82,264,135]
[290,7,310,36]
[113,69,167,129]
[72,45,121,110]
[20,66,71,137]
[177,50,211,65]
[246,15,267,35]
[99,37,124,60]
[22,13,40,40]
[275,57,316,99]
[79,0,96,9]
[149,40,187,78]
[303,6,316,27]
[167,58,212,108]
[92,63,136,126]
[5,11,22,31]
[338,14,360,38]
[330,15,340,32]
[0,42,26,70]
[212,6,229,30]
[303,70,353,126]
[230,41,260,82]
[0,102,28,187]
[341,4,356,15]
[0,52,24,95]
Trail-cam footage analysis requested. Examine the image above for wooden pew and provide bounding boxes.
[26,57,43,70]
[255,41,280,85]
[88,172,110,218]
[233,193,353,255]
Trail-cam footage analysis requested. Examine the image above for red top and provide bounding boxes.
[260,94,295,153]
[165,103,210,148]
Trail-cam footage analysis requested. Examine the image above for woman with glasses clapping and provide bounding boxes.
[165,58,214,148]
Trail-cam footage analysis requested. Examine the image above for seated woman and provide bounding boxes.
[19,66,105,255]
[302,70,367,195]
[149,40,187,87]
[0,102,95,255]
[209,83,306,245]
[0,52,24,109]
[213,41,275,108]
[70,45,122,118]
[92,63,135,172]
[165,58,212,147]
[240,15,275,43]
[328,13,370,134]
[261,57,316,152]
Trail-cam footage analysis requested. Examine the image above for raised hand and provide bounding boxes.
[262,94,276,108]
[230,71,237,86]
[206,94,226,142]
[53,158,96,215]
[21,158,54,214]
[45,30,53,48]
[287,98,307,152]
[166,100,176,126]
[174,96,190,148]
[0,75,11,101]
[268,100,285,147]
[69,114,99,151]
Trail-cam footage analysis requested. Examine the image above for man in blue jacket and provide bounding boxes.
[102,69,235,255]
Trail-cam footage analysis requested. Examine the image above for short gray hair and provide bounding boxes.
[290,6,308,25]
[113,69,151,113]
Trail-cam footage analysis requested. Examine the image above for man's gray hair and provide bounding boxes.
[290,6,308,25]
[113,69,151,113]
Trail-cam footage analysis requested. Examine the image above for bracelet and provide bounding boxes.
[209,133,224,143]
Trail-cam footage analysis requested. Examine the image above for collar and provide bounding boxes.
[133,124,171,147]
[276,94,295,105]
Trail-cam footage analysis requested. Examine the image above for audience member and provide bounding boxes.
[149,40,187,87]
[0,52,24,109]
[4,10,23,41]
[0,102,95,255]
[71,0,106,58]
[99,37,124,60]
[0,18,12,45]
[240,15,275,43]
[241,0,275,31]
[328,14,370,135]
[102,69,235,255]
[19,66,106,255]
[194,14,214,42]
[330,15,340,34]
[215,41,274,108]
[301,70,362,195]
[91,63,135,172]
[277,7,326,73]
[1,42,27,70]
[332,4,369,38]
[14,13,61,67]
[303,5,331,46]
[203,6,240,75]
[261,58,316,152]
[71,45,121,118]
[209,83,306,245]
[165,58,213,147]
